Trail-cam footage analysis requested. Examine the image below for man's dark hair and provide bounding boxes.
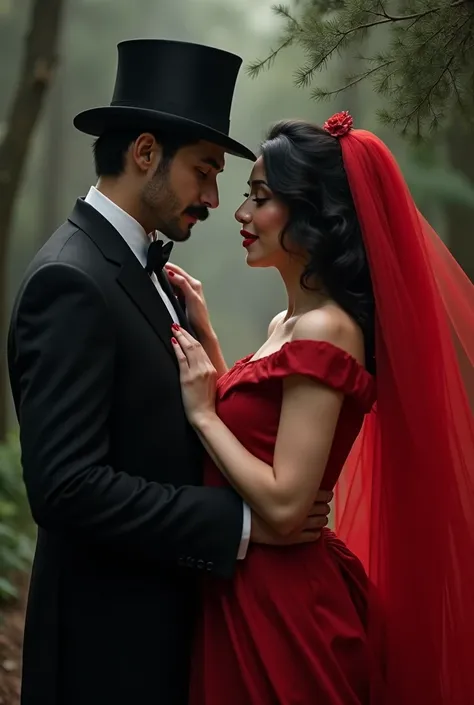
[92,129,198,177]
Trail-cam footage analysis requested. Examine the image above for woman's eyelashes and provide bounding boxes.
[243,192,270,206]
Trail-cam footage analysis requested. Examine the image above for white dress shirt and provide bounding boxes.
[84,186,250,559]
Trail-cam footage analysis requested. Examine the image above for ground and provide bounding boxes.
[0,576,27,705]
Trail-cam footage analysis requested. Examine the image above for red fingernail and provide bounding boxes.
[168,271,175,277]
[171,323,180,331]
[171,337,178,344]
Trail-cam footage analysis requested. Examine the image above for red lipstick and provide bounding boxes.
[241,229,258,249]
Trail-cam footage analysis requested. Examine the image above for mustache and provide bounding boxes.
[184,205,209,222]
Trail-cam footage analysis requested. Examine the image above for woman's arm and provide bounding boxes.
[172,313,356,536]
[192,376,342,535]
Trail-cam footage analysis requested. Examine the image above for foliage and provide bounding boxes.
[0,435,34,603]
[403,150,474,207]
[249,0,474,139]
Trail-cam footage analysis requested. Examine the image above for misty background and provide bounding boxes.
[1,4,473,698]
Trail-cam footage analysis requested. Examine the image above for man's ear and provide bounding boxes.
[131,132,163,173]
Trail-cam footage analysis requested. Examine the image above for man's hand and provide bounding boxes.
[250,490,333,545]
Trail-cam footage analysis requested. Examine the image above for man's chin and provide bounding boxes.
[157,224,192,243]
[176,225,193,242]
[179,228,192,242]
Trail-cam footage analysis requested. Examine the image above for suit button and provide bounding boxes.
[196,559,205,570]
[178,556,186,567]
[186,557,195,568]
[206,561,214,572]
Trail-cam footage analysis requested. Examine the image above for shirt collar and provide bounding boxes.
[84,185,150,267]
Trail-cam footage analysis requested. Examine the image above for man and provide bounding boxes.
[8,39,331,705]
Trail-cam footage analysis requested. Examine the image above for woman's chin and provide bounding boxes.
[245,254,266,268]
[244,248,269,268]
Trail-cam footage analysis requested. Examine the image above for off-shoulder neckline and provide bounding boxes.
[235,339,372,377]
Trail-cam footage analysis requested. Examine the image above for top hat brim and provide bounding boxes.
[73,105,256,162]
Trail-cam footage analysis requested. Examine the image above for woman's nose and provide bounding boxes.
[234,204,251,224]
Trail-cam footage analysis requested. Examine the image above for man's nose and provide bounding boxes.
[201,185,219,210]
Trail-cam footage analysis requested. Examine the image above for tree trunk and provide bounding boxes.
[40,70,64,245]
[0,0,65,441]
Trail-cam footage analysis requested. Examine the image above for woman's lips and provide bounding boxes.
[241,229,258,248]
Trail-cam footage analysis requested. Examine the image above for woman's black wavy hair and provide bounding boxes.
[260,119,375,373]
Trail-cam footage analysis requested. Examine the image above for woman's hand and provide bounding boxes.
[165,264,228,377]
[165,263,213,339]
[171,325,218,425]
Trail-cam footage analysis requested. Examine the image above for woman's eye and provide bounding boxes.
[243,192,268,206]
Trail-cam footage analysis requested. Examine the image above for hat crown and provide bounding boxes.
[110,39,242,134]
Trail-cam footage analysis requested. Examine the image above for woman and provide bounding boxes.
[167,114,474,704]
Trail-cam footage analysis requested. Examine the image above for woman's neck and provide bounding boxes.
[279,263,328,320]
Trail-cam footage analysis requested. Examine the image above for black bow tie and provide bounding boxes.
[145,240,174,275]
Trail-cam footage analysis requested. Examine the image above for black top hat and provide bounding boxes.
[73,39,255,161]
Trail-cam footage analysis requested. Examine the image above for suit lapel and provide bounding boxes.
[68,198,177,363]
[117,261,177,359]
[157,271,193,334]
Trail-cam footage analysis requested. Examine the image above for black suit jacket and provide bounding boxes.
[7,199,243,705]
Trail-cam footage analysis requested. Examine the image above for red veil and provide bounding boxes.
[332,122,474,703]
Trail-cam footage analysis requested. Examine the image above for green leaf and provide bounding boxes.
[1,546,28,571]
[0,434,34,603]
[0,577,18,600]
[0,523,18,540]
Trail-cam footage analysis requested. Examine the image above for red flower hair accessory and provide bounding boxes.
[323,111,353,137]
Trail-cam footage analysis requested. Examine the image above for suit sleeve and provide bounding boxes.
[9,262,243,578]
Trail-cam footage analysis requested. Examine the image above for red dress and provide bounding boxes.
[190,339,377,705]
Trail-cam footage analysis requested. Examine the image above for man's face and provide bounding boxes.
[139,139,225,242]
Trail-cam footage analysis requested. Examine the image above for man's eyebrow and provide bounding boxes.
[202,157,224,173]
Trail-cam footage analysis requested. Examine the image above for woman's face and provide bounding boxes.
[234,156,290,269]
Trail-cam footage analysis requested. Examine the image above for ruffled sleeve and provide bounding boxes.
[219,340,376,413]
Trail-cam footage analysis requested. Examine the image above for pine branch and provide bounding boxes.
[379,13,474,136]
[272,3,301,27]
[312,0,470,43]
[398,25,473,135]
[250,0,474,138]
[376,0,468,23]
[402,54,457,133]
[310,59,395,99]
[246,34,296,77]
[246,3,301,77]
